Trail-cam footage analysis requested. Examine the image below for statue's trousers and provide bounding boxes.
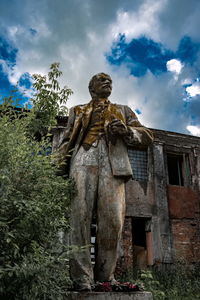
[69,138,125,286]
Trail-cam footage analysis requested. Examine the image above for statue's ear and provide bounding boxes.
[90,89,96,98]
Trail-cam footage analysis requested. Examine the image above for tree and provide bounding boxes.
[28,62,73,137]
[0,63,75,299]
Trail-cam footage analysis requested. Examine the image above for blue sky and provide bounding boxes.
[0,0,200,135]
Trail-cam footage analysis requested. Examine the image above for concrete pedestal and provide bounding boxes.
[67,291,153,300]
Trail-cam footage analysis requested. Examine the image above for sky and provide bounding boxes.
[1,0,200,136]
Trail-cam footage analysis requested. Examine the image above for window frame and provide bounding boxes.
[166,151,191,187]
[128,147,149,182]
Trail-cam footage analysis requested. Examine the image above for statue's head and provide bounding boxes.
[88,73,112,99]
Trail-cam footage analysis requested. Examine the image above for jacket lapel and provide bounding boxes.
[82,100,93,129]
[72,100,93,154]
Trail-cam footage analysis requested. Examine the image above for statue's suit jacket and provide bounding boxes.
[57,100,153,177]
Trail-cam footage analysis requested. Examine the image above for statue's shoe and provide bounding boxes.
[93,281,140,292]
[74,282,92,292]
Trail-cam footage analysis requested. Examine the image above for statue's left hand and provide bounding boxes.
[109,119,127,136]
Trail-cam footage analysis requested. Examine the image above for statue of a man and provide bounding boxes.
[57,73,153,290]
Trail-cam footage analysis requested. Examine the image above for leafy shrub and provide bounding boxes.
[0,64,75,299]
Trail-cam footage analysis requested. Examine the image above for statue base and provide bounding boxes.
[67,291,153,300]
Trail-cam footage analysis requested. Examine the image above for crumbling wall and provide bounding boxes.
[167,185,200,263]
[154,129,200,265]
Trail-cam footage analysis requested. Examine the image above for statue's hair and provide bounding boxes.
[88,73,111,96]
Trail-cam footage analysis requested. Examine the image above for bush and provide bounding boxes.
[0,64,75,299]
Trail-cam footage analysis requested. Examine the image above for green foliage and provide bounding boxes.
[120,265,200,300]
[151,264,200,300]
[136,270,165,300]
[29,62,73,136]
[0,64,75,299]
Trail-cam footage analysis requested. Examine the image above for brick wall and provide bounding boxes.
[168,185,200,263]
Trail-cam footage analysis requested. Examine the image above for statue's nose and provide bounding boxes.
[105,79,111,85]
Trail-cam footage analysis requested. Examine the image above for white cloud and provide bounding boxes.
[186,82,200,97]
[0,59,23,86]
[166,59,183,79]
[187,125,200,136]
[110,0,166,42]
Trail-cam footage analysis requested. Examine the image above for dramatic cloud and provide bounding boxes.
[106,35,174,76]
[0,0,200,135]
[187,125,200,137]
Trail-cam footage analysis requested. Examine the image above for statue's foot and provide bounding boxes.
[74,282,92,292]
[110,278,119,285]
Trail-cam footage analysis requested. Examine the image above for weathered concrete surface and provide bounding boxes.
[196,149,200,191]
[67,291,153,300]
[153,142,173,264]
[152,128,200,148]
[115,218,133,276]
[51,127,66,152]
[125,180,154,217]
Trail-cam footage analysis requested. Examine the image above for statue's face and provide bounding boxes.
[92,74,112,98]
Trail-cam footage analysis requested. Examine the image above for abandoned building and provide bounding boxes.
[52,120,200,272]
[118,128,200,272]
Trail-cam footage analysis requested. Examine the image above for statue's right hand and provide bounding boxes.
[109,119,127,136]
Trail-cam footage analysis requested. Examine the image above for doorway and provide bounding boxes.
[132,217,153,268]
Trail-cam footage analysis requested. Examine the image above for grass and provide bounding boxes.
[119,264,200,300]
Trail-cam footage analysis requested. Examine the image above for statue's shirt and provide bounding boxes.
[82,98,109,149]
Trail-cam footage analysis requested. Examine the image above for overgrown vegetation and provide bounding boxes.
[120,265,200,300]
[0,63,75,299]
[28,62,73,137]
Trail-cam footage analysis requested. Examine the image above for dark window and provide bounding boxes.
[128,149,148,181]
[90,218,97,265]
[167,153,191,186]
[132,218,146,248]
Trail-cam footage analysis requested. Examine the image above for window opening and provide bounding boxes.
[167,153,191,186]
[128,149,148,181]
[90,218,97,265]
[132,218,146,248]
